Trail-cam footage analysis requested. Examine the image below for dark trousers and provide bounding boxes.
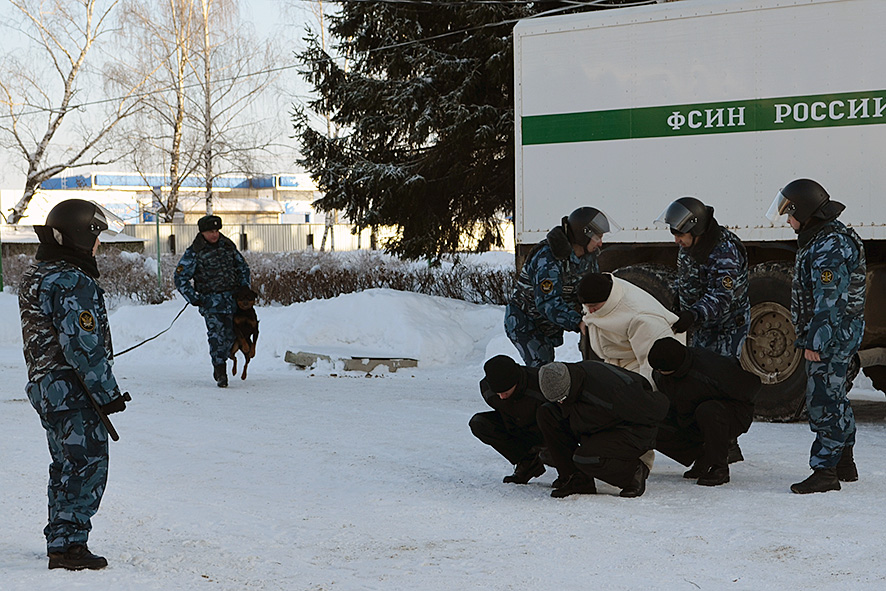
[656,400,752,469]
[469,411,544,465]
[537,403,641,489]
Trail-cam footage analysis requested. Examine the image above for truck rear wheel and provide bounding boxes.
[741,262,807,421]
[613,264,677,311]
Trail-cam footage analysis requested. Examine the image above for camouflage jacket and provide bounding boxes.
[18,260,121,414]
[792,220,866,360]
[174,232,250,315]
[676,226,750,332]
[509,241,599,336]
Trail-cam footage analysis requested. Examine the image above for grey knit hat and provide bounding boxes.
[539,362,571,402]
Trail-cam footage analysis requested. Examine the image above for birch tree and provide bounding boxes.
[110,0,201,221]
[189,0,279,214]
[0,0,147,223]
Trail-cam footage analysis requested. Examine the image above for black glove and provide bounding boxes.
[672,310,696,334]
[101,392,130,415]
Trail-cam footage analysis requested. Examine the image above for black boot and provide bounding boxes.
[48,544,108,570]
[683,460,708,479]
[620,462,650,498]
[551,474,568,489]
[790,467,840,494]
[697,465,730,486]
[727,439,744,464]
[213,363,228,388]
[503,454,545,484]
[836,445,858,482]
[551,472,596,498]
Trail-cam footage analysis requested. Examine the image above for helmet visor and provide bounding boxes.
[766,190,794,223]
[584,210,621,242]
[92,202,125,235]
[654,202,696,233]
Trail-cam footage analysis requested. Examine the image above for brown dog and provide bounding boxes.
[230,285,259,380]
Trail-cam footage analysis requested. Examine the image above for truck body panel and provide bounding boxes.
[514,0,886,418]
[514,0,886,244]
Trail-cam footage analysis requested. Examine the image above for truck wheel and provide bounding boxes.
[741,262,807,421]
[613,264,677,311]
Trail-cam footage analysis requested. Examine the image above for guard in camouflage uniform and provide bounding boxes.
[655,196,750,359]
[18,199,129,571]
[767,178,866,494]
[174,214,251,387]
[505,207,618,367]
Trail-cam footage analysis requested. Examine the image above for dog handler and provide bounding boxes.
[175,214,251,387]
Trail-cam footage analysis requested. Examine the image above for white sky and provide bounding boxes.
[0,0,321,190]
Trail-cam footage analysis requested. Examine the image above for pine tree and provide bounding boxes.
[294,0,650,260]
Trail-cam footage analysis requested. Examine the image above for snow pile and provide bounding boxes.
[2,288,886,590]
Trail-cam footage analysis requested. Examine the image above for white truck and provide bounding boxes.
[513,0,886,419]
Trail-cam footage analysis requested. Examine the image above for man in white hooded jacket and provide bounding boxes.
[578,273,685,386]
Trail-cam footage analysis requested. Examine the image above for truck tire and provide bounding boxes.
[741,262,807,421]
[613,264,677,311]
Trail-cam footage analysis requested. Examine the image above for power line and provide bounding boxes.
[0,0,655,121]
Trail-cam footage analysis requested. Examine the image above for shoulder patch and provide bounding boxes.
[820,269,834,284]
[176,265,184,274]
[539,279,554,294]
[721,275,735,290]
[78,311,96,332]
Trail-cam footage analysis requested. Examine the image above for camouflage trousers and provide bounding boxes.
[691,324,749,359]
[38,406,109,552]
[203,312,235,367]
[805,358,857,470]
[504,305,563,368]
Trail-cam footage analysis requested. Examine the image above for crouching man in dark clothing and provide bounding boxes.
[469,355,548,484]
[536,361,669,498]
[649,337,760,486]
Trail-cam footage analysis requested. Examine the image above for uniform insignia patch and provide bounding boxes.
[721,275,734,290]
[540,279,554,294]
[821,269,834,284]
[176,265,184,274]
[78,311,96,332]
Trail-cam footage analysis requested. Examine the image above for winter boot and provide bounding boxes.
[503,454,545,484]
[551,474,568,489]
[836,445,858,482]
[727,439,744,464]
[537,447,555,467]
[620,462,650,498]
[697,465,730,487]
[551,472,596,498]
[213,363,228,388]
[683,460,708,479]
[790,467,841,494]
[48,544,108,570]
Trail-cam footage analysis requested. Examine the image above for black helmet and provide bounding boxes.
[767,178,845,224]
[40,199,123,251]
[562,207,619,247]
[655,197,711,236]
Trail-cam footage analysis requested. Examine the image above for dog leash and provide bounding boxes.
[115,303,189,357]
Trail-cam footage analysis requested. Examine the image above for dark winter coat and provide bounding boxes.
[652,346,759,429]
[479,367,546,432]
[558,361,669,459]
[174,232,251,315]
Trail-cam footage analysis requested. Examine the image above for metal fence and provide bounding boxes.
[123,222,516,255]
[123,223,379,255]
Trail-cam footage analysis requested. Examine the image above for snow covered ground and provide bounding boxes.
[2,284,886,590]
